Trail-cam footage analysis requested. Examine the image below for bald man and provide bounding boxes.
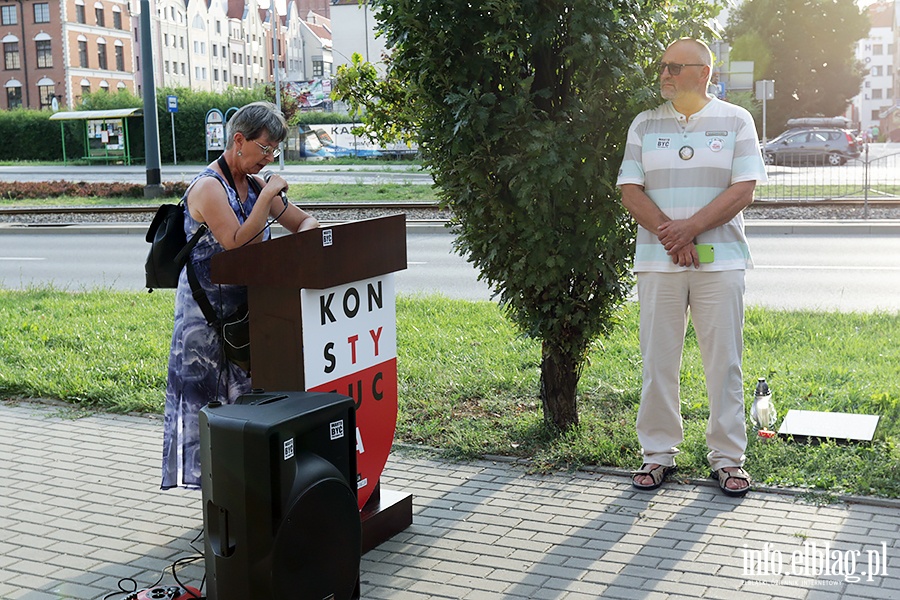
[617,38,768,497]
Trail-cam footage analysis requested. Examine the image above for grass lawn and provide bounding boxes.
[0,289,897,499]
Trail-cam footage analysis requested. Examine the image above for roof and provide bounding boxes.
[49,108,143,121]
[303,20,331,42]
[867,1,893,28]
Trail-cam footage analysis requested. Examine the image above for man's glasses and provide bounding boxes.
[252,140,281,158]
[658,62,707,76]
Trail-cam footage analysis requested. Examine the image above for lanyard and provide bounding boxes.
[216,154,248,218]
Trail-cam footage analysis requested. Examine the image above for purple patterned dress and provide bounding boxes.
[160,168,268,489]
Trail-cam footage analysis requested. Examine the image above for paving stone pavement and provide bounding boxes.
[2,399,899,600]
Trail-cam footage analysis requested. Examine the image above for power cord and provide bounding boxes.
[100,529,206,600]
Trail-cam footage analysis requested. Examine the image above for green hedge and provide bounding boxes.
[0,109,81,161]
[0,87,355,163]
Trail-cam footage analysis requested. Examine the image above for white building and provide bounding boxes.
[330,0,386,75]
[849,0,895,135]
[298,11,332,79]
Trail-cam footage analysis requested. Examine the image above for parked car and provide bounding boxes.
[761,128,861,166]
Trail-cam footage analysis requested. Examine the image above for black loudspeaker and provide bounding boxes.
[199,391,361,600]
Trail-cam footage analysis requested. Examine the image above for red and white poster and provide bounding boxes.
[301,275,397,510]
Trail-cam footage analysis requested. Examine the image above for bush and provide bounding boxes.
[0,180,188,200]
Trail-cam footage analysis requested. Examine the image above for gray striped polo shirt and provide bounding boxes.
[617,97,768,272]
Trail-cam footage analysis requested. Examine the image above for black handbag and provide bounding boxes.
[144,202,206,290]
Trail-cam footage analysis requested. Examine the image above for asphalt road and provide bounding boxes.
[1,227,898,313]
[1,142,895,188]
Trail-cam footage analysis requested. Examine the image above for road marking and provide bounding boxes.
[755,265,900,271]
[0,257,45,261]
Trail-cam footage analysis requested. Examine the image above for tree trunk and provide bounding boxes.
[539,339,580,430]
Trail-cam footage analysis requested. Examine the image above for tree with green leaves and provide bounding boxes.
[335,0,722,430]
[726,0,869,134]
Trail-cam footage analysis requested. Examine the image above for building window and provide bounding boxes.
[95,6,104,27]
[76,4,85,23]
[36,40,52,68]
[78,40,88,67]
[115,45,124,70]
[38,84,54,109]
[82,84,91,97]
[872,89,883,100]
[97,42,107,69]
[1,5,17,25]
[7,85,21,108]
[112,10,121,29]
[871,109,881,121]
[872,66,883,77]
[312,59,324,77]
[34,3,50,23]
[3,42,19,70]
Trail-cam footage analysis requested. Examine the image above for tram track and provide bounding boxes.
[0,199,898,223]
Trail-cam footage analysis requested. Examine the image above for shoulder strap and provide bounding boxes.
[186,261,219,327]
[173,224,207,266]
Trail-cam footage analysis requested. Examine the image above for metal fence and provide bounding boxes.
[756,145,900,203]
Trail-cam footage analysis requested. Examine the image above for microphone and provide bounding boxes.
[262,170,289,207]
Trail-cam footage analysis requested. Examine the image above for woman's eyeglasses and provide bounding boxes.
[252,140,282,159]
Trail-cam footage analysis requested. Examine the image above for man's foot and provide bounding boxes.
[632,463,676,491]
[710,467,751,497]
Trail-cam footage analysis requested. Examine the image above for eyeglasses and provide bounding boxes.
[658,62,707,76]
[252,140,282,159]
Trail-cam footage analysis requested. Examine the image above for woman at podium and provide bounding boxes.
[160,101,319,490]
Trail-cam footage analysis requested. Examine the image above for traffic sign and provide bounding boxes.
[167,95,178,113]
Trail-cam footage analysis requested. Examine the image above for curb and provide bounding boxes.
[1,219,898,236]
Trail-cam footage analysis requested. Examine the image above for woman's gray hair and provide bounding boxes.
[225,101,288,148]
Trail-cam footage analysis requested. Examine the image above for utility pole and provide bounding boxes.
[271,0,284,170]
[140,0,163,198]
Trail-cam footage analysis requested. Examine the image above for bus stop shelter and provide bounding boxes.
[49,108,142,165]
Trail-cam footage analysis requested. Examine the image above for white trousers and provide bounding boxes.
[635,270,747,471]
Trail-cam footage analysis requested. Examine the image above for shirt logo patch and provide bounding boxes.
[708,138,725,152]
[657,138,671,149]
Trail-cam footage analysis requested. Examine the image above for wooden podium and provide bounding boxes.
[211,214,412,554]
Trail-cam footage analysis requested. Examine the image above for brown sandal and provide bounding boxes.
[631,463,676,491]
[710,467,752,497]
